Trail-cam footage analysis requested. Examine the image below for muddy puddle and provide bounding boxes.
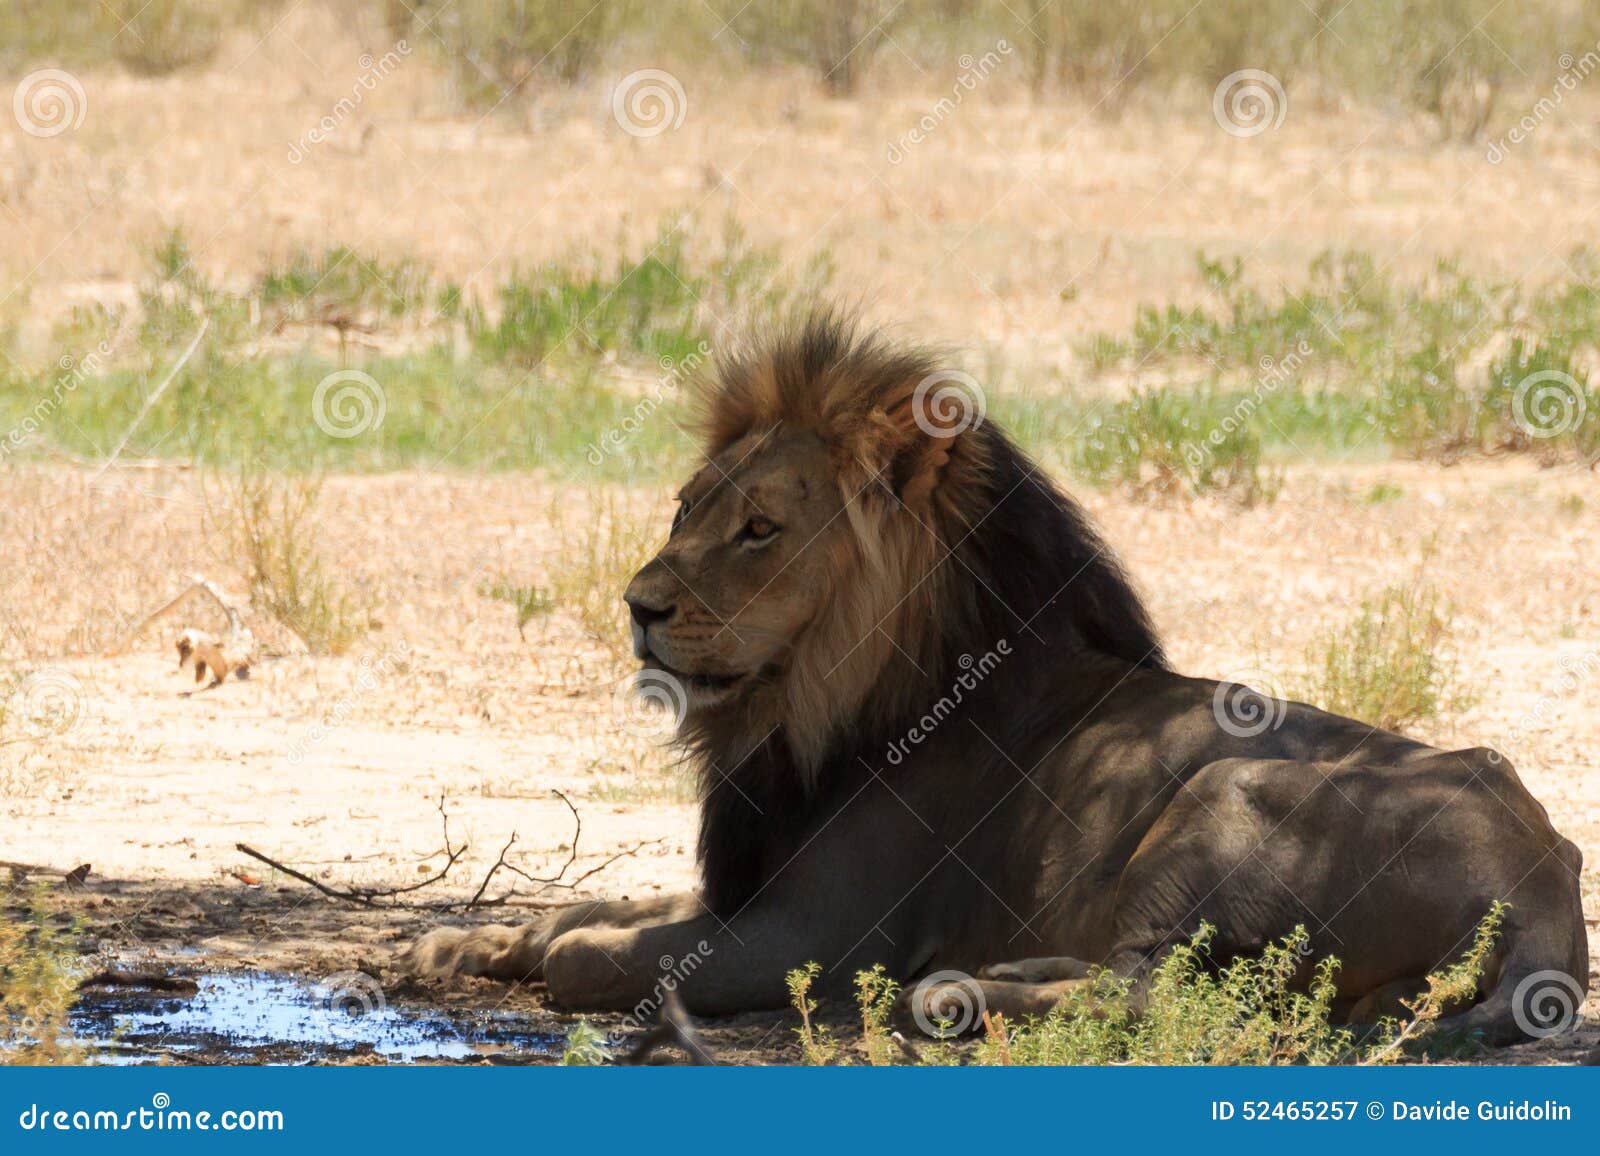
[71,970,567,1065]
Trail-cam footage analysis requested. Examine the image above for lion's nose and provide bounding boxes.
[625,591,675,630]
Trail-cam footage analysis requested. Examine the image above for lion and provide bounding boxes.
[403,315,1587,1044]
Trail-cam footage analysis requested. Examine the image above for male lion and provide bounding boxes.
[405,316,1587,1044]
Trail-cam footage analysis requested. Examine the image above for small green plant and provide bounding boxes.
[480,579,556,638]
[558,1019,609,1065]
[226,472,374,655]
[853,964,901,1066]
[1,900,82,1065]
[1298,578,1466,732]
[786,962,840,1065]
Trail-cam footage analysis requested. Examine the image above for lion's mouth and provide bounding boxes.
[642,656,751,705]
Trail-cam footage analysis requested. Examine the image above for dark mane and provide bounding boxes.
[689,314,1167,915]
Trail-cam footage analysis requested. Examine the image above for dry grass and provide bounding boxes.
[221,471,375,655]
[1297,577,1471,732]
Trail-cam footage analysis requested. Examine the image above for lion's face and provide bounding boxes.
[624,428,847,712]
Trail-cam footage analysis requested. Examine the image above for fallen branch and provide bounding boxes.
[1,860,91,886]
[236,790,659,911]
[236,795,466,907]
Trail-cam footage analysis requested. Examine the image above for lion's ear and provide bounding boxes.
[875,375,980,506]
[888,427,958,507]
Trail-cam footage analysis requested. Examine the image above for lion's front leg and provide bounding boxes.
[398,893,703,983]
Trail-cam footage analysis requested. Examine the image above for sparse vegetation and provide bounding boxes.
[1298,578,1468,732]
[389,0,632,106]
[225,472,375,655]
[791,907,1504,1066]
[548,496,659,663]
[0,901,82,1065]
[480,579,556,637]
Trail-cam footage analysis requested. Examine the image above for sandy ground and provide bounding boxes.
[3,458,1597,1062]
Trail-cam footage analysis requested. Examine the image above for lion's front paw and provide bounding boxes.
[396,923,547,983]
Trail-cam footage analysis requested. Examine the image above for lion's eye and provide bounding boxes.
[741,517,779,543]
[671,502,689,532]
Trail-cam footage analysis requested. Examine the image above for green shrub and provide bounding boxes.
[731,0,902,96]
[792,907,1505,1066]
[392,0,631,106]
